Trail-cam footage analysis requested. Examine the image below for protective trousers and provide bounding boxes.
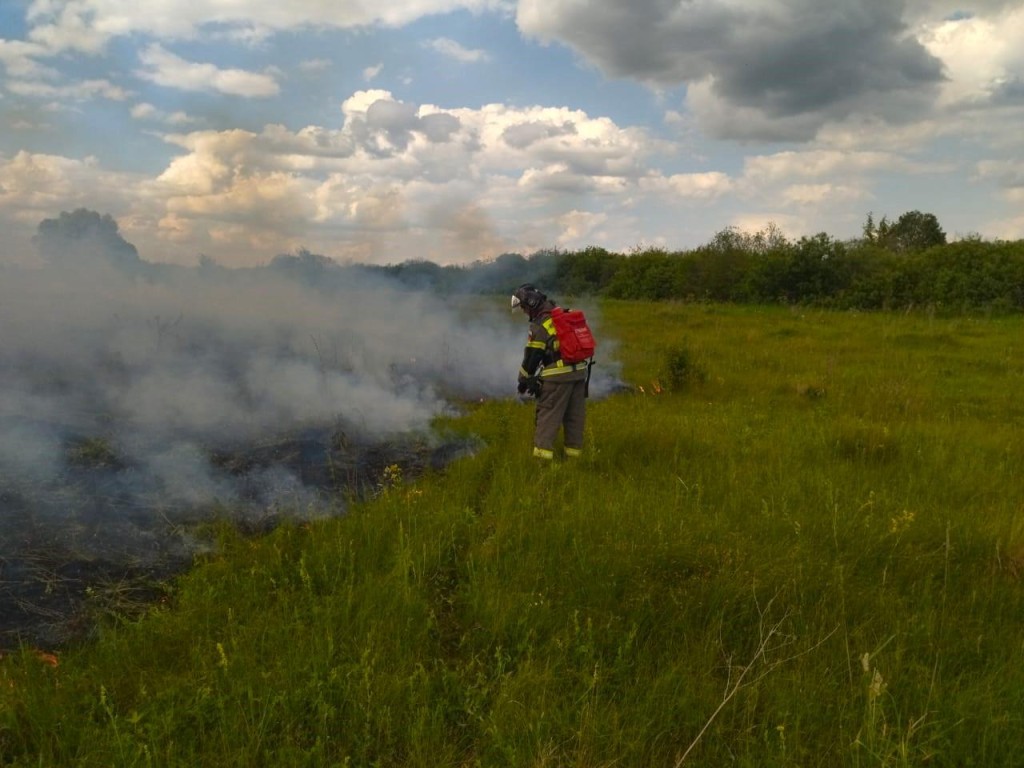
[534,378,586,456]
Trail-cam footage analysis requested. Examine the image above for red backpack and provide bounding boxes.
[550,306,596,364]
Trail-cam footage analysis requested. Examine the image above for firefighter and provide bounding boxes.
[511,283,589,460]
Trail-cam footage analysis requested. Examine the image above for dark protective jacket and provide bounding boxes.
[517,300,589,388]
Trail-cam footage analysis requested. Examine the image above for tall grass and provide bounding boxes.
[3,301,1023,766]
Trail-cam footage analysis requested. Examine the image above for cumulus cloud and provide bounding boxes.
[917,5,1024,108]
[502,120,576,149]
[0,84,727,265]
[517,164,598,194]
[517,0,946,141]
[137,44,280,97]
[0,150,134,222]
[151,93,665,262]
[26,1,111,54]
[478,105,655,178]
[0,0,1017,286]
[7,78,939,267]
[340,91,465,154]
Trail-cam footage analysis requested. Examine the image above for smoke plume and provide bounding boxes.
[1,209,547,646]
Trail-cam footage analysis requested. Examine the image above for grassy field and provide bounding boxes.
[3,301,1024,767]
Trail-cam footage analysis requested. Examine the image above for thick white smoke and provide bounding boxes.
[0,210,630,646]
[0,257,524,506]
[0,229,536,645]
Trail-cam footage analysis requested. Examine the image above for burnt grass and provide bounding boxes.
[0,426,480,650]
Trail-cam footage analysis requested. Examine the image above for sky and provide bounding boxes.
[1,0,1023,267]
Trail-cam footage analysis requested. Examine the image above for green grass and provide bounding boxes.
[3,301,1024,766]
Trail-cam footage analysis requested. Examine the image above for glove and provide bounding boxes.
[517,380,528,394]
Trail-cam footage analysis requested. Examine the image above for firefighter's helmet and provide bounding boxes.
[511,283,546,312]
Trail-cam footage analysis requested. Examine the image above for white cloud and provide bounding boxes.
[518,164,619,195]
[0,84,754,264]
[641,171,734,200]
[556,209,607,247]
[156,130,258,194]
[0,151,89,211]
[6,77,130,101]
[299,58,332,73]
[425,37,490,63]
[741,150,906,186]
[165,110,195,125]
[454,103,656,180]
[23,0,515,54]
[26,1,111,54]
[162,171,317,223]
[815,115,947,154]
[0,150,140,237]
[342,89,395,118]
[31,91,664,264]
[780,183,867,206]
[0,39,57,80]
[130,102,157,120]
[137,44,280,97]
[0,0,1019,271]
[131,101,197,125]
[917,7,1024,107]
[313,175,405,229]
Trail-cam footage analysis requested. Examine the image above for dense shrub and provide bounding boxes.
[546,229,1024,312]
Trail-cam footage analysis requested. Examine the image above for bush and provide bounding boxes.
[659,343,706,391]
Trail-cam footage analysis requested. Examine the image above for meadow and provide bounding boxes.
[2,300,1023,767]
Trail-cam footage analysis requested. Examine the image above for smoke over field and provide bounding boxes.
[2,212,617,647]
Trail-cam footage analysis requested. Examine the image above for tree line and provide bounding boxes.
[26,208,1024,313]
[377,211,1024,313]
